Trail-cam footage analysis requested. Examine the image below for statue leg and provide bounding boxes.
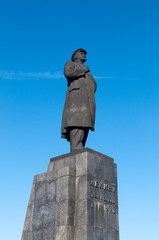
[82,128,89,147]
[70,128,89,152]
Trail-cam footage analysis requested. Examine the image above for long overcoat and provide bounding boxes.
[61,60,97,141]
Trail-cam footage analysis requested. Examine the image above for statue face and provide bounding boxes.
[74,51,86,63]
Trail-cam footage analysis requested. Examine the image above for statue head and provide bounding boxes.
[71,48,87,63]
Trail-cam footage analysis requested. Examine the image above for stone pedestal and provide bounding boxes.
[21,148,119,240]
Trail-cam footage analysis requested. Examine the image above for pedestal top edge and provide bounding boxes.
[50,148,114,163]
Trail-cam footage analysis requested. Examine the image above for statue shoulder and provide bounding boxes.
[64,61,76,78]
[64,61,86,79]
[64,60,75,69]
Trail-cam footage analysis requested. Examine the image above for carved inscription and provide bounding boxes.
[91,180,116,193]
[90,180,117,214]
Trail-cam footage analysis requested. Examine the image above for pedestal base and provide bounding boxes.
[22,148,119,240]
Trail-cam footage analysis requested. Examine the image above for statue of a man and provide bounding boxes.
[61,48,97,152]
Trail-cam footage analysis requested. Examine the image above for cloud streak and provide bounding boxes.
[94,75,113,79]
[0,70,65,80]
[0,70,112,80]
[0,70,136,81]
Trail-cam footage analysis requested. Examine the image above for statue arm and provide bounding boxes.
[86,72,97,92]
[64,61,88,79]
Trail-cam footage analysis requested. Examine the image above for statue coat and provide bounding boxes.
[61,60,97,141]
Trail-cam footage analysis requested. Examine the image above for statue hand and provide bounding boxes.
[83,65,90,73]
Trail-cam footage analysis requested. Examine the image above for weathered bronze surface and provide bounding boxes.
[61,48,97,152]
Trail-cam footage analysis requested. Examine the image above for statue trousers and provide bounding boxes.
[69,127,89,152]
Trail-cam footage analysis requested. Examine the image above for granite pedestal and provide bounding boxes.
[21,148,119,240]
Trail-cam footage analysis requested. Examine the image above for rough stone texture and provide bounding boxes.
[22,148,119,240]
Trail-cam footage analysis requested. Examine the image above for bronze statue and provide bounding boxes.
[61,48,97,152]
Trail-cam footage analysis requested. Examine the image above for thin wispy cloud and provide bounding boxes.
[0,70,65,80]
[94,75,113,79]
[0,70,136,81]
[95,75,136,81]
[0,70,113,80]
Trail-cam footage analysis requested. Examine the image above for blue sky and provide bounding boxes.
[0,0,159,239]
